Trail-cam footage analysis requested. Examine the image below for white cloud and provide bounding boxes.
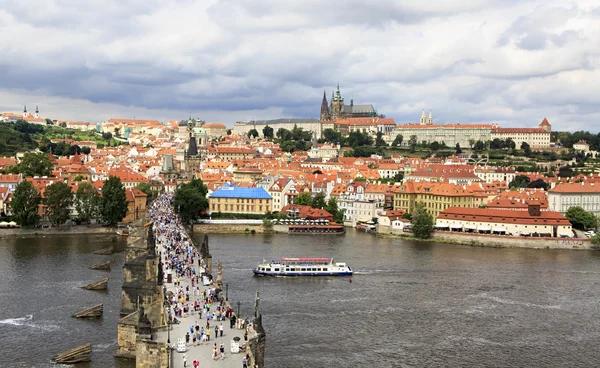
[1,0,599,131]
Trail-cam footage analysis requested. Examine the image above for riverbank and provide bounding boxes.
[0,225,117,237]
[378,231,594,250]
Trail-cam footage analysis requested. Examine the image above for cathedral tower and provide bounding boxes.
[23,105,27,118]
[320,90,330,121]
[331,84,344,120]
[427,110,433,125]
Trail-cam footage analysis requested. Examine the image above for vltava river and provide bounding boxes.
[1,231,599,367]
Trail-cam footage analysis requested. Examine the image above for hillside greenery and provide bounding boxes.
[0,120,120,156]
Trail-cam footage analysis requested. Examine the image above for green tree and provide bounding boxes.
[322,128,341,143]
[136,182,158,203]
[521,142,532,157]
[100,176,128,226]
[411,202,434,239]
[509,175,531,189]
[280,140,296,153]
[311,192,327,209]
[590,233,600,247]
[474,140,485,152]
[14,152,53,177]
[566,206,597,230]
[527,178,549,190]
[325,197,339,218]
[262,125,274,139]
[334,209,344,223]
[174,178,208,224]
[81,146,91,155]
[468,138,475,148]
[247,129,259,139]
[430,141,440,151]
[11,180,41,226]
[226,129,232,135]
[59,122,67,128]
[44,181,73,227]
[375,131,386,146]
[75,182,99,223]
[455,143,462,154]
[294,192,312,206]
[391,134,403,147]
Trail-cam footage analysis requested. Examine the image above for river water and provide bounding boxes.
[1,231,600,367]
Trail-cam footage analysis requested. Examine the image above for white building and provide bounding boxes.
[548,182,600,214]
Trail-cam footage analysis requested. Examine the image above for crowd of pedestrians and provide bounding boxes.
[149,193,253,367]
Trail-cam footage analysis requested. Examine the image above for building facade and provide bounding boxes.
[208,183,272,214]
[490,119,551,149]
[548,182,600,214]
[395,123,493,148]
[320,85,377,121]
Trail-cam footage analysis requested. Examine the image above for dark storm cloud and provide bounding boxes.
[1,0,600,129]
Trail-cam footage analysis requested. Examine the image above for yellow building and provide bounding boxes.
[208,183,272,214]
[393,181,477,218]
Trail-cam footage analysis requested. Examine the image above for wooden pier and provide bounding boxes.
[72,304,103,318]
[53,343,92,364]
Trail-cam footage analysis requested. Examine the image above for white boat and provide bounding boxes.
[253,257,352,277]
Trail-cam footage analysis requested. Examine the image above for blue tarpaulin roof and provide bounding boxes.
[209,183,272,199]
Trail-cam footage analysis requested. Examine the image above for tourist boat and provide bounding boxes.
[356,222,376,233]
[253,257,352,276]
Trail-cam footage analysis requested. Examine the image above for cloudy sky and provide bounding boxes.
[1,0,600,131]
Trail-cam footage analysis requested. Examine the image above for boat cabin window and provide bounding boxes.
[312,268,317,271]
[317,268,321,271]
[274,268,279,272]
[322,268,327,271]
[301,268,306,271]
[266,268,271,271]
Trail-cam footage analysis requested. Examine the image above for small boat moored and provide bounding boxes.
[253,257,352,277]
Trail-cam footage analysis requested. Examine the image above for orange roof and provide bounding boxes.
[439,207,570,226]
[549,182,600,193]
[539,118,551,127]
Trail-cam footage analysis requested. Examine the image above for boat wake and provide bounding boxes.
[0,314,33,326]
[0,314,61,331]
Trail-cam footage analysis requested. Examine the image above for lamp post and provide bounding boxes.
[237,301,241,317]
[167,310,171,368]
[225,283,229,301]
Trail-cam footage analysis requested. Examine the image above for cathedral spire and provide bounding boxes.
[320,90,329,121]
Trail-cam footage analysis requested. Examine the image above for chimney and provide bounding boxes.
[528,203,541,217]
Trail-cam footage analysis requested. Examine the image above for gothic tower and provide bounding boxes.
[23,105,27,118]
[320,91,330,121]
[331,84,344,120]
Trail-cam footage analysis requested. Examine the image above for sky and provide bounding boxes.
[1,0,600,131]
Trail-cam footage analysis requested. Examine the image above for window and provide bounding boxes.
[301,268,306,271]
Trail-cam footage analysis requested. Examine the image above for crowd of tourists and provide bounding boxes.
[148,193,252,367]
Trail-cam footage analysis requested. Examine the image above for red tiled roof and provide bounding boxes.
[439,207,570,226]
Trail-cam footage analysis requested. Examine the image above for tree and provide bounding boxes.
[11,180,41,226]
[325,197,339,218]
[136,182,158,203]
[226,129,232,135]
[375,131,386,146]
[59,122,67,128]
[247,129,259,139]
[262,125,274,139]
[45,118,53,125]
[474,140,485,152]
[75,182,99,223]
[468,138,475,148]
[100,176,128,226]
[14,152,53,177]
[590,233,600,247]
[455,143,462,154]
[311,192,326,209]
[174,178,208,224]
[392,134,403,147]
[430,141,440,151]
[521,142,532,157]
[566,206,597,230]
[114,127,121,137]
[81,146,91,155]
[102,132,112,140]
[527,178,549,190]
[280,140,296,153]
[294,192,312,206]
[44,181,73,226]
[411,202,434,239]
[334,209,344,223]
[323,128,341,143]
[68,145,81,156]
[509,175,531,189]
